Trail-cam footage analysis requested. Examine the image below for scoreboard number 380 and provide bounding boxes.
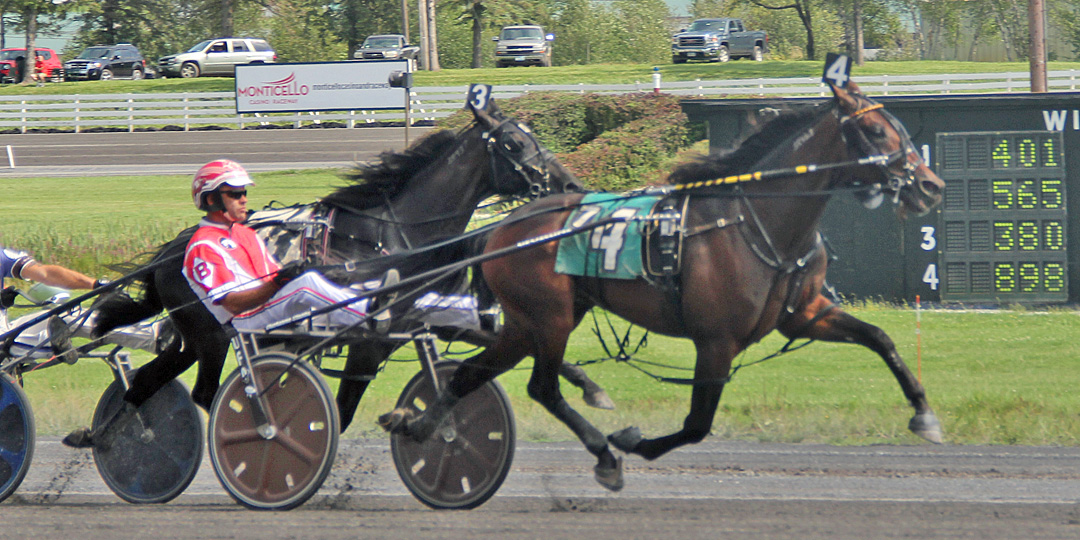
[934,130,1067,302]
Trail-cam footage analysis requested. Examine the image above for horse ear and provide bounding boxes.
[466,83,501,127]
[471,100,498,128]
[830,82,861,114]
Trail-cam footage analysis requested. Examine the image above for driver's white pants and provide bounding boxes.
[231,271,373,332]
[229,270,483,332]
[3,307,161,358]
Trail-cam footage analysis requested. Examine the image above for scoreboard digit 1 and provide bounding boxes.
[935,130,1067,303]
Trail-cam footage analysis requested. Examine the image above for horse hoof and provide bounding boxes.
[377,408,414,434]
[909,412,943,444]
[608,426,642,453]
[583,389,616,410]
[62,427,95,449]
[594,456,624,492]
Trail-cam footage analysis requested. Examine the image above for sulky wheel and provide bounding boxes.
[92,373,203,504]
[0,374,34,503]
[390,361,515,510]
[208,352,338,511]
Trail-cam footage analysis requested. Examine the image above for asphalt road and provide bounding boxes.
[0,127,433,177]
[4,437,1080,539]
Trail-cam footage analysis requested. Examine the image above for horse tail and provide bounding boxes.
[94,227,196,336]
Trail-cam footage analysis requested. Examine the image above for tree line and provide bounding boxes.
[1,0,1078,83]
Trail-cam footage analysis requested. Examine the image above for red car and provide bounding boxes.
[0,47,63,83]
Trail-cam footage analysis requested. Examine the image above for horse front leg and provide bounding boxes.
[609,338,729,461]
[781,295,942,444]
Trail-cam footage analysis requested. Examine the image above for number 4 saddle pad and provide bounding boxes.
[554,192,662,279]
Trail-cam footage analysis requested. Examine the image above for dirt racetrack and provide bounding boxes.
[3,438,1079,539]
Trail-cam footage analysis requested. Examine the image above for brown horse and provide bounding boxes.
[383,81,946,491]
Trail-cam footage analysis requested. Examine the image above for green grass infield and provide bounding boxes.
[3,171,1079,446]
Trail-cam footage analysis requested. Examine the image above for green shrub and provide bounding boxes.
[561,95,703,190]
[438,92,705,191]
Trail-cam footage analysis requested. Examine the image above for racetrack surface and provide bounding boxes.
[4,437,1080,539]
[0,127,433,177]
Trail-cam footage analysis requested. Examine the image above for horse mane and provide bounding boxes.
[666,103,831,185]
[321,128,467,210]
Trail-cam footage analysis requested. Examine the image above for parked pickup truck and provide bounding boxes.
[493,25,552,67]
[671,18,767,63]
[353,34,419,61]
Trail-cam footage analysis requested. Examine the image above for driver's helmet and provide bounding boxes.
[192,159,254,210]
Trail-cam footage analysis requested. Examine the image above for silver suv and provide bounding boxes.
[158,37,276,78]
[493,25,552,67]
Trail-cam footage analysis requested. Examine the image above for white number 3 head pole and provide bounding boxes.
[822,53,852,88]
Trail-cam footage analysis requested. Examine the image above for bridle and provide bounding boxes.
[321,114,569,255]
[837,98,923,202]
[483,117,566,198]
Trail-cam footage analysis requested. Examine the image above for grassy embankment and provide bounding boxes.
[2,173,1079,446]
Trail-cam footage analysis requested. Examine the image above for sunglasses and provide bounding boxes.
[221,190,247,200]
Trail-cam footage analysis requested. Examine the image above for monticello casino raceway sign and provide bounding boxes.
[234,60,411,114]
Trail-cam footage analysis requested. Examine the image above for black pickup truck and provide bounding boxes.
[671,18,768,63]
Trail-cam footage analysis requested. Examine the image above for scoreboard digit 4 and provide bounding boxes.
[935,131,1067,302]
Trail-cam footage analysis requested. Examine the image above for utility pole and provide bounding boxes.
[426,0,440,70]
[853,0,864,66]
[401,0,409,43]
[1028,0,1047,92]
[418,0,429,70]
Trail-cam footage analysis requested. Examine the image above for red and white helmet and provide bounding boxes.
[192,159,255,210]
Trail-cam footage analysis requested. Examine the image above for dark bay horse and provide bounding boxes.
[91,95,598,435]
[383,81,946,490]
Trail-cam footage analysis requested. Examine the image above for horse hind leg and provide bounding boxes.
[337,342,396,432]
[559,363,615,410]
[383,317,626,491]
[508,308,623,489]
[558,302,615,409]
[782,296,943,444]
[527,339,624,490]
[609,338,729,462]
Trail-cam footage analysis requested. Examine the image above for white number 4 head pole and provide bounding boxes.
[822,53,852,88]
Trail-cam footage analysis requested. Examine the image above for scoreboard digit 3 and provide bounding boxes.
[936,130,1067,302]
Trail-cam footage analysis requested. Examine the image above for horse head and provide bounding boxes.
[468,96,583,198]
[831,82,944,218]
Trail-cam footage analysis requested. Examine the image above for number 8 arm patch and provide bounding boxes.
[192,257,216,289]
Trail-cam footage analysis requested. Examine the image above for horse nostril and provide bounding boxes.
[920,179,942,197]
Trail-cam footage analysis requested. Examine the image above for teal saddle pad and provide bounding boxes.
[555,192,661,279]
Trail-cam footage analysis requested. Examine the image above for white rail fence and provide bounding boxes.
[2,70,1078,133]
